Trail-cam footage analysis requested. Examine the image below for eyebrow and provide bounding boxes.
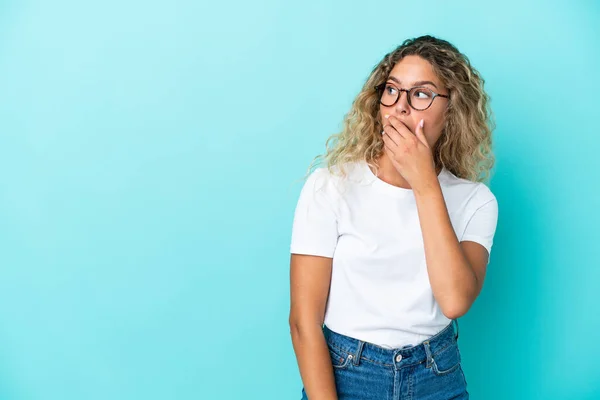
[387,76,439,89]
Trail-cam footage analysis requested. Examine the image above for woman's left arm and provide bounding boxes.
[413,181,489,319]
[381,115,494,319]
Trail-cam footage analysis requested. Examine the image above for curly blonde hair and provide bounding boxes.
[302,35,496,184]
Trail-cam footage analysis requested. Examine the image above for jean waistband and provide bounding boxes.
[323,319,459,368]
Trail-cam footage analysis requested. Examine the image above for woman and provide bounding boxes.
[288,35,498,400]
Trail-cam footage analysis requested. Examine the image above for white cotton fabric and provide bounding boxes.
[290,160,498,348]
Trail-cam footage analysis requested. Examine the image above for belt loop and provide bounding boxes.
[423,341,433,368]
[353,340,365,366]
[453,318,459,341]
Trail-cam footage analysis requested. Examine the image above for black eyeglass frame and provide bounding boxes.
[374,82,450,111]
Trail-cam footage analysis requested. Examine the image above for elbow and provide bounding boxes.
[289,319,324,345]
[440,298,472,320]
[288,315,323,335]
[439,277,479,319]
[441,306,467,320]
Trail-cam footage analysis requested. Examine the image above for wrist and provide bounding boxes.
[413,174,441,198]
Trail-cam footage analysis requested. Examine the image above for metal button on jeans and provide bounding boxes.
[395,354,402,362]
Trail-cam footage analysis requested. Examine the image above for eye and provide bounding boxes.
[385,84,397,94]
[413,89,432,99]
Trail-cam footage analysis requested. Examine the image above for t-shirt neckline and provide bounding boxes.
[361,160,446,198]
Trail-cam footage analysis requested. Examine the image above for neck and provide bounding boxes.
[374,152,441,190]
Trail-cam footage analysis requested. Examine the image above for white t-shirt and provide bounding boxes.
[289,160,499,348]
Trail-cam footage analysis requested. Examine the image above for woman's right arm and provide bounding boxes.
[289,253,338,400]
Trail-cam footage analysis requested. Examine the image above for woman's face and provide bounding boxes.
[379,55,449,148]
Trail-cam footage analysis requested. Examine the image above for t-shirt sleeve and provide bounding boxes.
[460,185,499,259]
[290,169,339,258]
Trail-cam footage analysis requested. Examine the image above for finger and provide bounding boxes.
[386,115,411,140]
[388,115,420,149]
[415,118,429,148]
[382,125,401,147]
[384,144,396,161]
[382,133,397,156]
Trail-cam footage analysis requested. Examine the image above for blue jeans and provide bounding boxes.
[301,320,468,400]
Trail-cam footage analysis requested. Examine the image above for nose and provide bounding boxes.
[394,89,410,114]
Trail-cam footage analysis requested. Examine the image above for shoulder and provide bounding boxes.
[441,169,497,208]
[473,182,497,206]
[304,166,336,192]
[303,161,361,195]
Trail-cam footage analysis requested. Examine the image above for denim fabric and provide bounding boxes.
[300,320,468,400]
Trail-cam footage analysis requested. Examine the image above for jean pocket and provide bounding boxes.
[327,343,353,369]
[430,342,461,376]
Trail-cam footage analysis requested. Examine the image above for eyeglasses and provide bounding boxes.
[374,82,450,111]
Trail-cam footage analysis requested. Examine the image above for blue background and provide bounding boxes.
[1,1,599,399]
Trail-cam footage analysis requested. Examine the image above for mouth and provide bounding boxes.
[383,117,413,134]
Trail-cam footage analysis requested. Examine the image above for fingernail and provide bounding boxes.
[419,119,424,128]
[384,114,389,119]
